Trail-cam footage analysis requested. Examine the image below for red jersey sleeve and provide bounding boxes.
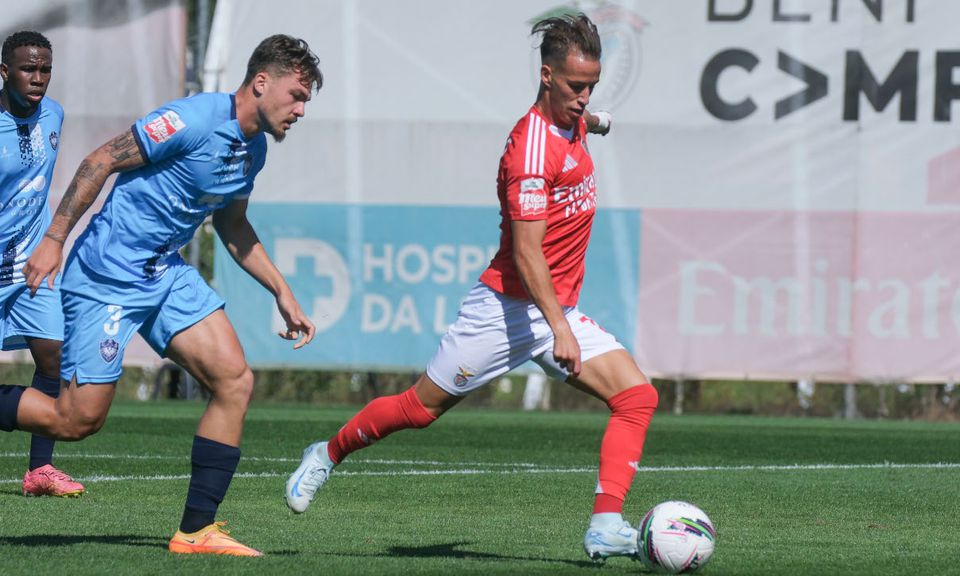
[501,111,552,221]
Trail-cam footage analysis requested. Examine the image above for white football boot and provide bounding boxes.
[285,441,335,513]
[583,516,640,562]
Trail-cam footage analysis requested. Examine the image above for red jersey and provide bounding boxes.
[479,106,597,307]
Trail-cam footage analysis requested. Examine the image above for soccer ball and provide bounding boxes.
[638,500,716,573]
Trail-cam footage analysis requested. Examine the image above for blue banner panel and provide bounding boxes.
[214,204,639,369]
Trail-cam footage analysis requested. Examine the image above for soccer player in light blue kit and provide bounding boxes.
[0,30,84,498]
[0,35,321,556]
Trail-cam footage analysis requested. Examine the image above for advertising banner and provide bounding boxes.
[212,0,960,381]
[0,0,185,367]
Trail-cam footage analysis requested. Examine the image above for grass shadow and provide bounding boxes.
[0,534,168,549]
[319,540,601,568]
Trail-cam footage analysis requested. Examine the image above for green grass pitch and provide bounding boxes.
[1,401,958,575]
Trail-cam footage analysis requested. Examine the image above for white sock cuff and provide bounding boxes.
[590,512,624,527]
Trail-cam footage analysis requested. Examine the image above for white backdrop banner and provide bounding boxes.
[211,0,960,382]
[0,0,185,367]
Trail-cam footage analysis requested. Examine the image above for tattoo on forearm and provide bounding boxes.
[45,132,144,243]
[48,159,107,241]
[75,160,103,184]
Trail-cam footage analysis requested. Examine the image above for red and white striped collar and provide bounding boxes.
[528,105,583,142]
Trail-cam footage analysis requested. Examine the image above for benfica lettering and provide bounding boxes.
[707,0,916,24]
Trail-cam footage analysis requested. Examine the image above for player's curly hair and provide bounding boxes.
[532,13,601,65]
[243,34,323,93]
[2,31,52,64]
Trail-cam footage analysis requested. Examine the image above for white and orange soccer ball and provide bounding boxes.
[638,500,717,573]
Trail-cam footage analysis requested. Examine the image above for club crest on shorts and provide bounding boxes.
[99,338,119,363]
[453,365,476,388]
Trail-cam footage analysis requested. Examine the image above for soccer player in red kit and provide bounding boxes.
[285,13,657,562]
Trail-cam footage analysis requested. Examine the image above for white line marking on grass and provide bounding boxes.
[0,468,598,484]
[0,452,543,467]
[1,462,958,486]
[633,462,960,472]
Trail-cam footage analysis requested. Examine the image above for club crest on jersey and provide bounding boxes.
[99,338,119,363]
[519,177,547,216]
[453,365,476,388]
[144,110,186,144]
[49,131,59,150]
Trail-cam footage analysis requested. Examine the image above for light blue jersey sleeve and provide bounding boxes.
[130,100,208,165]
[69,92,266,284]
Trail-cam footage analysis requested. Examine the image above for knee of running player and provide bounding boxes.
[52,401,109,441]
[208,364,255,412]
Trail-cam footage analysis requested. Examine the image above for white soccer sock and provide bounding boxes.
[589,512,625,528]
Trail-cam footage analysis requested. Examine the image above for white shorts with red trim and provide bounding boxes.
[425,283,624,396]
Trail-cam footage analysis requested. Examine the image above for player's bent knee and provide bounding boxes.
[608,383,659,413]
[212,366,255,404]
[400,387,440,428]
[237,367,255,401]
[643,383,660,408]
[57,414,106,441]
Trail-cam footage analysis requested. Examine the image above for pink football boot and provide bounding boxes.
[22,464,85,497]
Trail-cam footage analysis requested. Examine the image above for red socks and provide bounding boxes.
[327,386,436,464]
[324,382,655,515]
[592,384,659,514]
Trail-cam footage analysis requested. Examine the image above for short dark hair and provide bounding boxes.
[242,34,322,92]
[2,31,52,65]
[531,13,601,65]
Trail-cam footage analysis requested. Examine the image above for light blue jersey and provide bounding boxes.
[0,96,65,350]
[0,96,62,286]
[59,92,268,381]
[70,92,267,284]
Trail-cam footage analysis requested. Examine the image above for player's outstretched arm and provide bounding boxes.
[584,110,612,136]
[512,219,582,376]
[212,199,316,349]
[23,131,146,294]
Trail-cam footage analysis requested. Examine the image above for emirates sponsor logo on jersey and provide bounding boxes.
[519,177,547,216]
[554,172,597,218]
[144,110,186,144]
